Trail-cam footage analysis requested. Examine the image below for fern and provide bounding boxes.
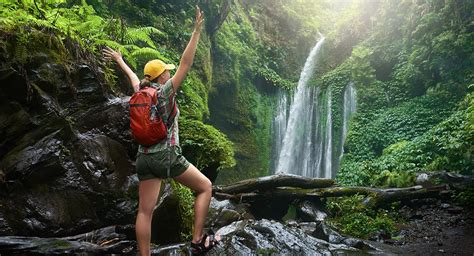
[0,17,15,30]
[95,39,130,55]
[1,0,171,72]
[130,47,170,63]
[124,27,163,48]
[74,13,104,35]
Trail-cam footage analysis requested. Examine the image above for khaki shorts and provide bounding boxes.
[136,145,190,180]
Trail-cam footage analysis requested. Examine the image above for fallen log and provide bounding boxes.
[214,185,449,208]
[213,174,335,194]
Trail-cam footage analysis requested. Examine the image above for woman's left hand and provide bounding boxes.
[102,46,122,63]
[194,5,204,33]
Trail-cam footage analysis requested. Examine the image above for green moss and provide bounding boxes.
[178,71,209,121]
[327,195,399,239]
[454,185,474,208]
[170,180,194,241]
[179,118,235,171]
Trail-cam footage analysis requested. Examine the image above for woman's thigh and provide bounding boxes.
[173,164,211,193]
[138,178,162,213]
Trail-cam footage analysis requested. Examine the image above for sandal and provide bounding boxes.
[190,230,220,255]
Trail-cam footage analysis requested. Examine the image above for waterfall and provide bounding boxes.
[272,37,358,178]
[323,90,332,178]
[275,36,325,176]
[338,82,357,164]
[272,91,289,171]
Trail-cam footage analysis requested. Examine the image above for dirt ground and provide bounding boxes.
[390,198,474,256]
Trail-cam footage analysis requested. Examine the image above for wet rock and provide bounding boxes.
[74,97,137,159]
[416,173,431,186]
[440,203,451,209]
[296,200,327,222]
[295,221,317,236]
[370,230,392,242]
[1,130,70,184]
[150,243,188,255]
[447,206,463,214]
[0,102,33,158]
[73,64,106,104]
[0,131,136,237]
[34,62,66,96]
[313,222,333,242]
[206,198,254,230]
[0,35,140,240]
[71,133,134,190]
[0,225,136,255]
[210,219,358,255]
[151,181,193,245]
[343,237,371,249]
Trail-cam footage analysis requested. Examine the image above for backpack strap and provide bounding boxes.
[150,84,174,178]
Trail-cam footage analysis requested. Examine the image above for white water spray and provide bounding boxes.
[275,36,325,176]
[272,37,357,178]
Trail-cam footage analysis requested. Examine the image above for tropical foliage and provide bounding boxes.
[0,0,472,241]
[327,195,398,239]
[333,0,473,186]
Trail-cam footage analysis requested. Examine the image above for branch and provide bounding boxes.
[213,174,335,194]
[214,184,449,208]
[33,0,47,20]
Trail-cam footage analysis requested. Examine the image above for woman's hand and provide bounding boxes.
[102,46,122,63]
[194,5,204,33]
[102,46,140,92]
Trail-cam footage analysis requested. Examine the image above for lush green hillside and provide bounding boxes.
[322,0,473,186]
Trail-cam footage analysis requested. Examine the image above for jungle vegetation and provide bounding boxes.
[0,0,472,239]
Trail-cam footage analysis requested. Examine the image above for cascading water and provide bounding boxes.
[323,90,332,178]
[272,37,357,178]
[274,36,326,177]
[337,82,357,165]
[272,91,289,171]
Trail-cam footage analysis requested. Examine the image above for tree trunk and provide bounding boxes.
[213,174,335,194]
[213,175,450,208]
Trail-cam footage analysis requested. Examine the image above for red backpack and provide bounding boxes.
[129,86,176,146]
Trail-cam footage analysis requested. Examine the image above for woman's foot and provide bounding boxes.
[190,230,221,255]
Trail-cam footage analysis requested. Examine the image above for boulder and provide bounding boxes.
[211,219,356,255]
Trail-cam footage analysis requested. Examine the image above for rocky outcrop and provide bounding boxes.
[0,35,186,244]
[0,46,136,234]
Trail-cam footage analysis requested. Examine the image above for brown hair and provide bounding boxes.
[139,75,159,89]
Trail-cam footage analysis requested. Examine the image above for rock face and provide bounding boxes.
[0,39,186,244]
[0,57,138,236]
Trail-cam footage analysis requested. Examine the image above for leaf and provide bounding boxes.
[129,47,170,63]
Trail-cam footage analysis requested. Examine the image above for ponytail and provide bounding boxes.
[139,75,153,89]
[139,75,160,89]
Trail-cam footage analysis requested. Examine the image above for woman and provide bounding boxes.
[103,6,218,256]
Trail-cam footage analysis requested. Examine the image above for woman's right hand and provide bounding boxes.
[102,46,122,63]
[194,5,204,33]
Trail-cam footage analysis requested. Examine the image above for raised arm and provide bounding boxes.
[171,5,204,92]
[103,47,140,92]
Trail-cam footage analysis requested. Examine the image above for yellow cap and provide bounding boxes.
[143,59,175,81]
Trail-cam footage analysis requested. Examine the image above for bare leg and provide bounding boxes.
[136,178,162,256]
[174,164,212,243]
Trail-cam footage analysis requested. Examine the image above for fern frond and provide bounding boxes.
[74,15,104,36]
[124,27,163,48]
[127,58,138,71]
[129,47,170,63]
[27,17,56,30]
[124,44,140,52]
[95,39,130,56]
[0,17,16,30]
